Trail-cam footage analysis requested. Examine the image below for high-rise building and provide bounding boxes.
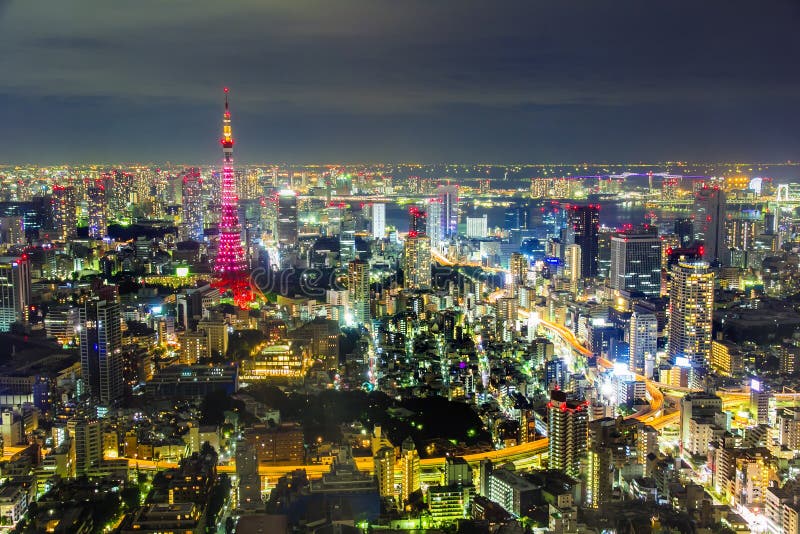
[51,185,77,241]
[79,299,124,405]
[629,311,657,377]
[374,446,395,500]
[568,205,600,278]
[68,418,102,477]
[277,189,298,247]
[693,186,727,265]
[564,244,582,294]
[667,262,714,366]
[86,178,108,239]
[675,218,694,247]
[609,233,662,298]
[509,252,528,289]
[404,234,432,290]
[236,439,262,511]
[400,437,420,506]
[465,215,488,239]
[0,255,30,332]
[547,390,588,479]
[181,168,204,241]
[585,418,616,509]
[679,393,722,454]
[426,200,443,245]
[437,184,459,239]
[408,206,427,236]
[347,259,370,326]
[339,215,357,263]
[213,89,251,308]
[371,203,386,240]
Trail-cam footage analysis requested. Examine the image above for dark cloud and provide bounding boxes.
[0,0,798,163]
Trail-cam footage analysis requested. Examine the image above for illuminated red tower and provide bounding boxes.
[213,88,252,308]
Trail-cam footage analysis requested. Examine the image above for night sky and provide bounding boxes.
[1,0,799,164]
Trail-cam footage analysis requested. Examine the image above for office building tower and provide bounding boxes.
[437,184,459,239]
[213,89,251,307]
[276,189,298,246]
[371,203,386,239]
[750,380,772,426]
[51,185,77,241]
[400,437,420,506]
[679,393,722,454]
[339,216,357,263]
[68,418,103,477]
[693,186,727,265]
[466,215,488,239]
[629,311,657,377]
[408,206,427,236]
[504,204,529,242]
[675,218,694,247]
[585,418,616,509]
[667,262,714,366]
[509,252,528,289]
[374,446,395,499]
[0,255,30,332]
[547,390,588,479]
[545,358,567,391]
[564,244,582,294]
[86,179,108,239]
[404,234,432,290]
[236,439,262,511]
[79,299,124,405]
[347,259,370,326]
[568,205,600,277]
[727,217,758,252]
[426,200,444,245]
[181,168,204,241]
[609,233,662,297]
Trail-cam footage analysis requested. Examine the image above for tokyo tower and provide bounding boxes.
[213,88,252,308]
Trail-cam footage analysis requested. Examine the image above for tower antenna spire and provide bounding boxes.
[213,86,251,308]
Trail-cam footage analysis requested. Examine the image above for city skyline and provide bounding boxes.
[1,1,799,163]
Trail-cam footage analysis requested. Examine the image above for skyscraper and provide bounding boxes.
[400,437,420,506]
[86,178,108,239]
[674,218,694,247]
[693,186,727,265]
[51,185,77,241]
[436,184,459,239]
[408,206,427,236]
[0,255,31,332]
[181,168,204,241]
[374,446,395,499]
[68,418,103,477]
[609,232,662,298]
[347,259,370,326]
[568,205,600,278]
[212,89,250,307]
[547,390,588,479]
[79,298,124,405]
[371,203,386,240]
[426,200,443,246]
[564,244,582,295]
[404,234,432,290]
[504,204,529,243]
[277,189,298,247]
[629,311,657,377]
[667,261,714,366]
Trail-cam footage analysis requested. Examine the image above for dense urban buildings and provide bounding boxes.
[2,0,798,529]
[2,154,800,533]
